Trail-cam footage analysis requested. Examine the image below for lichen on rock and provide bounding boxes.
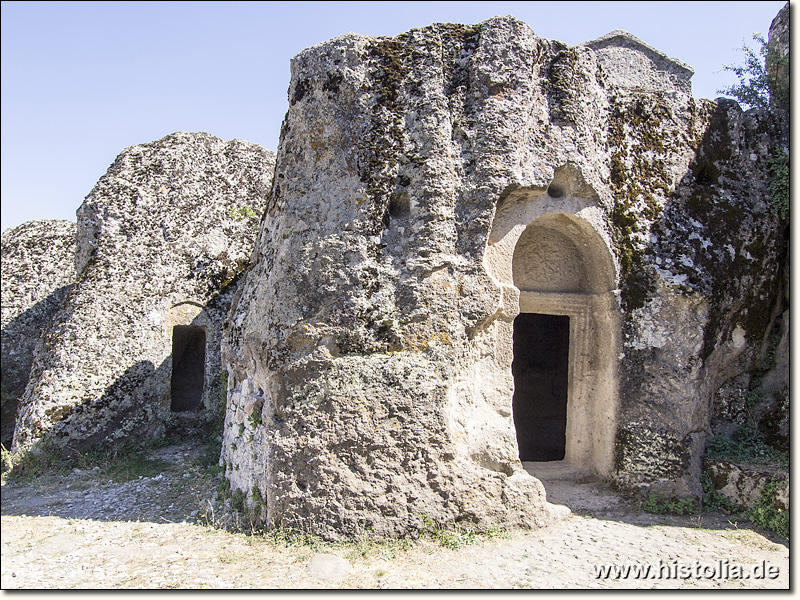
[1,220,77,447]
[221,12,788,536]
[3,5,789,541]
[11,132,275,453]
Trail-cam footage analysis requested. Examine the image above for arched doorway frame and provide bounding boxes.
[168,301,213,411]
[484,186,620,477]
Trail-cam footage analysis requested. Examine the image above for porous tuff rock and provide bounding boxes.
[1,220,77,447]
[12,132,275,452]
[222,16,784,537]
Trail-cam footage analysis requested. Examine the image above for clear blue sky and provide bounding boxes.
[0,1,787,232]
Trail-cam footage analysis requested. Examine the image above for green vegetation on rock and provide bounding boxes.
[706,421,788,468]
[767,148,789,220]
[701,472,740,514]
[718,32,789,222]
[718,33,788,111]
[750,481,789,538]
[231,205,260,224]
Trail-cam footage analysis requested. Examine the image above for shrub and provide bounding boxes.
[750,480,789,539]
[701,472,740,514]
[718,33,788,111]
[706,421,788,467]
[767,148,789,220]
[718,32,789,222]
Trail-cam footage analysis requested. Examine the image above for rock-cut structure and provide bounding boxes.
[221,16,787,538]
[9,132,275,452]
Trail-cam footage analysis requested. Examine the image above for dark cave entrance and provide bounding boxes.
[170,325,206,412]
[512,313,570,461]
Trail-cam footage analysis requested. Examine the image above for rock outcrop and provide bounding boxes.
[1,220,77,447]
[705,458,788,514]
[769,2,790,110]
[11,132,275,452]
[221,15,785,538]
[703,1,790,476]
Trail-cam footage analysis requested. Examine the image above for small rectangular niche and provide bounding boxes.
[171,325,206,411]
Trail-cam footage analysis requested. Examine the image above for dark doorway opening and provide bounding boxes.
[512,313,569,461]
[171,326,206,411]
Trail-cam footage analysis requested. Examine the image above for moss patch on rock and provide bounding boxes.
[607,94,675,311]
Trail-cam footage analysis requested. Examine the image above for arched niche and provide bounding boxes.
[508,212,619,477]
[474,175,621,480]
[512,213,616,294]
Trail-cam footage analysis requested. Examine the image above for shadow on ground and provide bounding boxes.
[0,443,787,551]
[1,440,218,526]
[523,461,789,549]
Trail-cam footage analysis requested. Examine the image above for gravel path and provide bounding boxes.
[1,441,789,589]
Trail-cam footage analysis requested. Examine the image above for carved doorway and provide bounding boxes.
[482,178,622,477]
[507,212,619,476]
[512,313,570,461]
[170,325,206,411]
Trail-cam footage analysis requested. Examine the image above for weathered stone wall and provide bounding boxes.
[12,132,275,452]
[221,16,785,537]
[613,99,786,497]
[1,220,77,447]
[700,3,790,492]
[4,7,784,539]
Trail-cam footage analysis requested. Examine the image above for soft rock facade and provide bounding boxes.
[1,221,77,447]
[222,16,786,537]
[11,132,275,452]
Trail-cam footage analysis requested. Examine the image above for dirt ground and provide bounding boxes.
[1,440,789,589]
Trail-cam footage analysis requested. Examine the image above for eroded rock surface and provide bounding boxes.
[4,6,787,542]
[1,220,77,447]
[705,459,788,513]
[222,16,785,537]
[12,132,275,452]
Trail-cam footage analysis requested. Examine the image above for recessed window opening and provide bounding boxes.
[388,192,411,219]
[512,313,570,461]
[171,325,206,411]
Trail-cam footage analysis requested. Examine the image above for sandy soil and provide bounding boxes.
[1,440,789,589]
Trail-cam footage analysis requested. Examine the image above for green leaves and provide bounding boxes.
[718,33,789,112]
[718,34,789,222]
[750,481,789,538]
[767,149,789,221]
